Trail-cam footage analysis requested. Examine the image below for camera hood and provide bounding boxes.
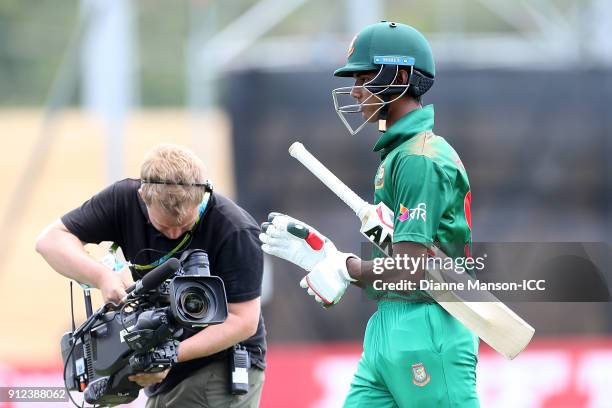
[169,275,228,327]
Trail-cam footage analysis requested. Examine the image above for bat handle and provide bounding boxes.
[289,142,368,215]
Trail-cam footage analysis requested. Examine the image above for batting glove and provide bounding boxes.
[300,251,357,306]
[260,212,356,306]
[260,212,335,271]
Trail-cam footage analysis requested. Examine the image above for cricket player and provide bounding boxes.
[260,22,478,407]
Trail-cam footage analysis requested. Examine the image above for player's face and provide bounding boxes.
[351,72,381,122]
[147,204,199,240]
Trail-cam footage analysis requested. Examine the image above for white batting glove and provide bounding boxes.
[260,213,336,271]
[300,251,357,306]
[260,212,356,306]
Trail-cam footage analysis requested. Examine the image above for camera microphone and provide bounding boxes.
[126,258,180,299]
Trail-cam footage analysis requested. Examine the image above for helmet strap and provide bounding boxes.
[378,100,389,132]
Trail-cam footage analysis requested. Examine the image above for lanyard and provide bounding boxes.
[112,192,211,272]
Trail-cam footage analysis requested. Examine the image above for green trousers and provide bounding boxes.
[343,301,479,408]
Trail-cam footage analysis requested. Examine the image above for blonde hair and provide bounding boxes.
[139,144,207,222]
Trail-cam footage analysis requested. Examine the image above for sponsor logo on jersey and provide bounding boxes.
[398,203,427,222]
[412,362,430,386]
[374,165,385,189]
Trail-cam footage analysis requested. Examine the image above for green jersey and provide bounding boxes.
[371,105,473,299]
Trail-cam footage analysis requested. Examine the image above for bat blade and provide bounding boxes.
[437,299,534,359]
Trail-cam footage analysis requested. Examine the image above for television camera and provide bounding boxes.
[60,250,227,407]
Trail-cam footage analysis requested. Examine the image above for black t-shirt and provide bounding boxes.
[61,178,266,395]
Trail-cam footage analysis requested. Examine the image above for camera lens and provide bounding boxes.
[179,288,209,320]
[184,292,205,314]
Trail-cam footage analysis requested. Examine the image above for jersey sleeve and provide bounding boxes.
[391,154,452,245]
[61,183,122,244]
[214,227,263,303]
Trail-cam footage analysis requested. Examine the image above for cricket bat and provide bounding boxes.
[288,141,535,360]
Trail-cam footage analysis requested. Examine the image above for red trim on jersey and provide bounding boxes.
[464,191,472,231]
[464,243,472,258]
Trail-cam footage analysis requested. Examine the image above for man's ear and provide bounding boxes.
[137,187,147,205]
[397,69,410,85]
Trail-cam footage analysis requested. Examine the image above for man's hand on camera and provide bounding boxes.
[98,272,129,305]
[128,368,170,388]
[260,212,356,306]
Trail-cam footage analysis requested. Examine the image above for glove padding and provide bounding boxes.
[300,251,356,306]
[260,213,336,272]
[260,212,356,306]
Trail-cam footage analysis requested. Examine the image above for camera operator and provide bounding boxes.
[36,144,266,408]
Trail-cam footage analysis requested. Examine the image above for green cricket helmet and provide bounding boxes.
[332,21,435,135]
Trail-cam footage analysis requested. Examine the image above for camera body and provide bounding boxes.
[61,250,227,407]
